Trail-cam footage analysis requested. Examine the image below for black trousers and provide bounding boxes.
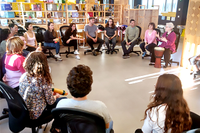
[64,40,78,51]
[140,42,157,62]
[121,39,137,55]
[163,48,172,66]
[87,37,104,51]
[26,46,36,52]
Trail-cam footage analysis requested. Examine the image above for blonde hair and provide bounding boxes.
[6,36,24,55]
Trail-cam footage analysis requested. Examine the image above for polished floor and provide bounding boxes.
[0,38,200,133]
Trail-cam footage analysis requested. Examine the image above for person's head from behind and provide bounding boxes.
[145,74,191,132]
[0,29,11,43]
[130,19,135,27]
[9,24,18,34]
[6,36,24,55]
[48,22,54,31]
[148,22,155,30]
[165,22,174,32]
[23,51,52,85]
[69,23,76,31]
[67,65,93,98]
[25,22,33,31]
[89,17,95,25]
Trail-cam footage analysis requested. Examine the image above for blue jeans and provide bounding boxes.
[44,42,60,54]
[106,121,113,133]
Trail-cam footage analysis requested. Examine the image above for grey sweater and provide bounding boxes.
[125,26,139,43]
[0,40,6,58]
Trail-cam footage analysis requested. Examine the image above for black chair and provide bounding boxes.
[18,26,25,31]
[18,29,27,36]
[33,26,40,33]
[36,28,57,61]
[142,28,161,59]
[129,26,142,56]
[52,108,108,133]
[0,81,53,133]
[59,25,75,58]
[168,30,180,67]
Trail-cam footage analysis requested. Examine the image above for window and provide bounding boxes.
[166,0,172,12]
[172,0,178,12]
[154,0,165,14]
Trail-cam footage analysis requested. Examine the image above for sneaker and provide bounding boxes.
[149,62,155,65]
[142,51,146,57]
[56,57,63,61]
[74,50,79,55]
[75,55,80,60]
[55,54,61,58]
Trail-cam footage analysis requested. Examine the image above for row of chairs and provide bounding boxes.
[0,81,109,133]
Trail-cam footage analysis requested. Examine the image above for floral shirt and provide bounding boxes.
[19,73,55,119]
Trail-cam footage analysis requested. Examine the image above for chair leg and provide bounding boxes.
[31,127,37,133]
[0,114,9,120]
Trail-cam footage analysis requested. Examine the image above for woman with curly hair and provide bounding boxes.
[138,74,193,133]
[19,51,64,121]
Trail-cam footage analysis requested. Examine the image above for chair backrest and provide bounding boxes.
[33,26,40,33]
[173,30,181,52]
[36,28,47,43]
[136,26,142,42]
[18,26,25,31]
[60,25,70,37]
[18,29,26,36]
[155,28,161,37]
[52,108,106,133]
[0,81,29,132]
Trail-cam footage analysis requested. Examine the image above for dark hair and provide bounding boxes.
[8,23,18,29]
[25,22,32,30]
[130,19,135,23]
[67,65,93,98]
[148,22,155,30]
[65,23,77,37]
[0,29,11,43]
[144,74,192,133]
[47,22,56,37]
[105,18,115,29]
[24,51,52,86]
[89,17,95,20]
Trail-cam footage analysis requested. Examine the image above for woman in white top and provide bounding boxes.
[139,74,192,133]
[24,23,37,52]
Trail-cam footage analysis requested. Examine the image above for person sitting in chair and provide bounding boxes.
[44,22,62,61]
[155,22,176,68]
[84,17,104,56]
[140,22,157,65]
[104,18,117,54]
[8,23,19,36]
[121,19,139,59]
[51,65,113,133]
[64,23,85,60]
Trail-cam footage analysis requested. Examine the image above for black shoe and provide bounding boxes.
[106,50,110,54]
[149,62,155,65]
[92,50,97,56]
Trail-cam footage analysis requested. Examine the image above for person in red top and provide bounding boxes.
[3,36,25,91]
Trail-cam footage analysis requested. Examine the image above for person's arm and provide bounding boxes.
[104,30,110,39]
[24,32,35,48]
[125,27,128,42]
[43,84,57,105]
[34,33,38,48]
[130,27,139,43]
[164,32,176,47]
[110,28,117,39]
[15,56,26,74]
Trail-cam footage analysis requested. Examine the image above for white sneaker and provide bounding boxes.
[55,54,61,58]
[75,55,80,60]
[57,57,63,61]
[74,50,79,55]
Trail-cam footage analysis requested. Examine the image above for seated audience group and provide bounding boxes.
[1,17,200,133]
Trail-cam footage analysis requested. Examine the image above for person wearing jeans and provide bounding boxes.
[84,17,104,56]
[121,19,139,59]
[139,22,157,65]
[44,22,62,61]
[104,18,117,54]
